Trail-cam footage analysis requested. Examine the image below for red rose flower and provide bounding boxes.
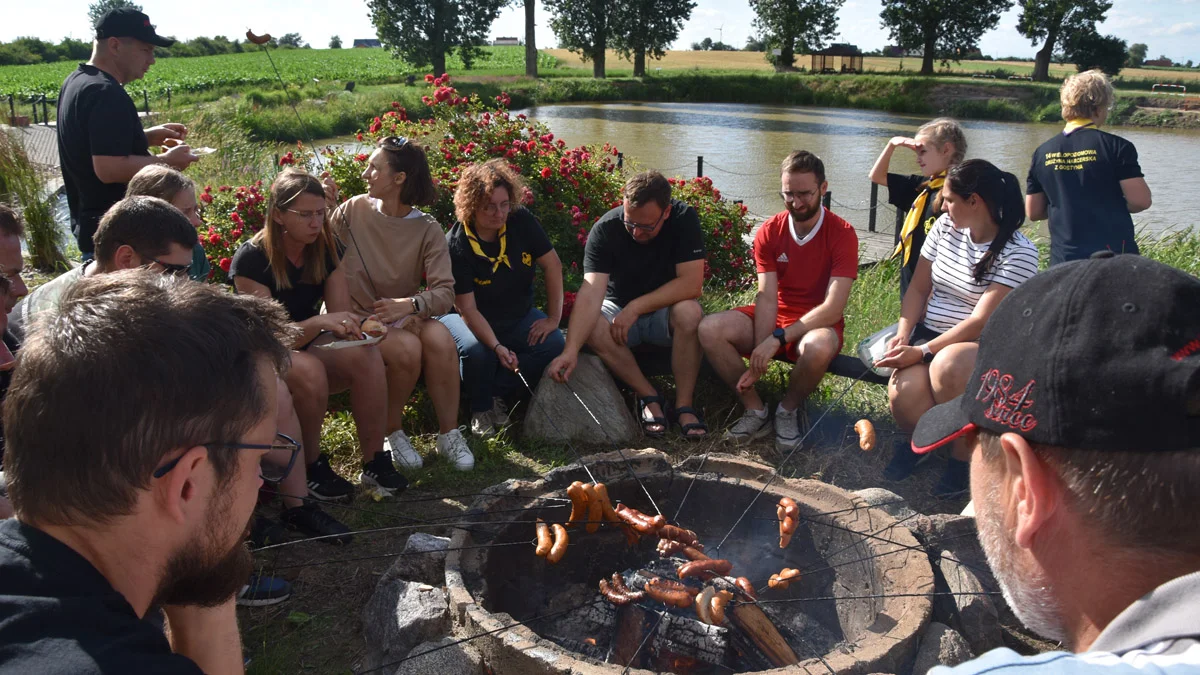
[199,193,213,204]
[540,167,552,179]
[219,257,232,273]
[425,74,435,83]
[355,153,368,162]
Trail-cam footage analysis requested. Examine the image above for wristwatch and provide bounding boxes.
[772,327,788,348]
[920,343,934,364]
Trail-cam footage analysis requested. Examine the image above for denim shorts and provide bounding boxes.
[600,300,673,348]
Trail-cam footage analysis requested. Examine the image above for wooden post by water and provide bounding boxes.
[697,155,703,177]
[6,95,13,121]
[30,98,38,125]
[869,183,878,232]
[617,152,623,170]
[894,206,905,247]
[822,191,831,209]
[143,90,150,115]
[41,96,48,126]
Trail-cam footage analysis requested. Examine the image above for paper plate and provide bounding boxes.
[313,333,384,350]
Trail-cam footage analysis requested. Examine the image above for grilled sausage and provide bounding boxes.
[581,483,603,534]
[245,29,272,45]
[695,586,715,624]
[710,590,733,624]
[594,483,622,523]
[615,504,659,534]
[734,576,757,601]
[547,524,568,564]
[657,524,699,546]
[643,577,696,608]
[534,518,552,557]
[677,558,734,580]
[854,419,876,451]
[566,481,588,527]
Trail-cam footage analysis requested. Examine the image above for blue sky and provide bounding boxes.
[4,0,1198,64]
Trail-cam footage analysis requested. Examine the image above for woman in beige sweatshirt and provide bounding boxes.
[330,137,473,472]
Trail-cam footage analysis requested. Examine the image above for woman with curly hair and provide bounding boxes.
[438,158,565,437]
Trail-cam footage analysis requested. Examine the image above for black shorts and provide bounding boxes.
[910,323,942,346]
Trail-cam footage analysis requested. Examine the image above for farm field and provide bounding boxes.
[0,46,557,99]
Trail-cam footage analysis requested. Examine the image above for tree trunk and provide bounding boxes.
[593,30,606,78]
[433,51,447,77]
[1033,24,1059,82]
[780,39,795,71]
[634,48,646,77]
[920,28,936,75]
[524,0,537,77]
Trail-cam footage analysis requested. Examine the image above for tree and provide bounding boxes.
[545,0,609,78]
[523,0,538,77]
[1016,0,1111,82]
[329,35,343,49]
[695,37,714,50]
[369,0,508,76]
[1065,28,1125,75]
[750,0,843,70]
[609,0,694,76]
[1126,42,1146,67]
[880,0,1012,76]
[278,33,305,49]
[88,0,142,29]
[744,37,766,52]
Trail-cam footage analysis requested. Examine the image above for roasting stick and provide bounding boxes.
[247,27,323,170]
[515,369,600,485]
[710,369,873,555]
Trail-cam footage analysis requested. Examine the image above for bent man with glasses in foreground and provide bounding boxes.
[0,269,296,673]
[547,170,708,439]
[699,151,858,450]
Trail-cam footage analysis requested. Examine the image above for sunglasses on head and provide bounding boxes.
[380,136,409,151]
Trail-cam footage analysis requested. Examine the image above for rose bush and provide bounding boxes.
[197,74,755,295]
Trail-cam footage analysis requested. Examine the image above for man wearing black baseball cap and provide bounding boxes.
[56,7,198,259]
[914,252,1200,673]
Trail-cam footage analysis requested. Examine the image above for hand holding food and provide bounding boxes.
[361,315,387,339]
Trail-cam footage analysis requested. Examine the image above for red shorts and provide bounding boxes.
[732,305,844,362]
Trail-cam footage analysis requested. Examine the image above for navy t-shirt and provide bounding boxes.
[0,519,204,674]
[230,239,340,323]
[1027,127,1143,264]
[583,199,705,307]
[56,64,150,254]
[887,173,940,298]
[447,207,553,331]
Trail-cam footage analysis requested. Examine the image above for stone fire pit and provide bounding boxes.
[441,450,936,674]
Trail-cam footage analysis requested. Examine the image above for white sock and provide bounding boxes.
[747,407,768,418]
[776,403,795,416]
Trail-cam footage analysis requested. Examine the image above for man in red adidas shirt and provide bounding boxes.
[699,151,858,451]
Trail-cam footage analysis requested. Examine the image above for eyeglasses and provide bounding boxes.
[623,208,667,232]
[380,136,409,151]
[140,255,192,278]
[780,190,819,203]
[152,432,301,483]
[285,207,327,220]
[483,201,511,216]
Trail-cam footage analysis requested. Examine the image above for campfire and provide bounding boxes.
[444,450,935,674]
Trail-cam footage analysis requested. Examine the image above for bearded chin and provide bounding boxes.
[976,485,1070,645]
[788,201,820,222]
[151,493,255,609]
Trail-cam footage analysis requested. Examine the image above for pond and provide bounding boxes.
[517,102,1200,239]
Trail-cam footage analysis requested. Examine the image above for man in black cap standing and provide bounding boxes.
[57,7,198,258]
[911,252,1200,673]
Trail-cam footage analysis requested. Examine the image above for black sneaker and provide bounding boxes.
[360,450,409,498]
[307,453,354,503]
[248,515,287,548]
[883,437,923,482]
[280,503,353,545]
[237,574,293,607]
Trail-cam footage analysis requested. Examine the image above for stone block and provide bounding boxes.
[911,621,973,674]
[522,353,637,444]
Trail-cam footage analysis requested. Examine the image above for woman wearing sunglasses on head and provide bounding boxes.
[438,159,565,438]
[328,137,474,473]
[230,169,397,513]
[125,164,211,281]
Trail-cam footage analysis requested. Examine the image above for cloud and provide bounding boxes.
[1163,22,1200,36]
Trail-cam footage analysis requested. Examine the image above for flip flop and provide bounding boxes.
[673,406,708,441]
[637,393,668,438]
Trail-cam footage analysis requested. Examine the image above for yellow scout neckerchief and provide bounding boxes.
[1063,118,1096,135]
[892,172,946,266]
[463,221,510,273]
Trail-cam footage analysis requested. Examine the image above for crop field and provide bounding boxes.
[0,46,557,99]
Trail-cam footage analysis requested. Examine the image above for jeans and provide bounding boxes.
[437,308,566,413]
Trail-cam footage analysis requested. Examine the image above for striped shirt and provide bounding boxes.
[920,214,1039,334]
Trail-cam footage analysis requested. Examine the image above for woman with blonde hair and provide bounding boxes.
[439,158,565,437]
[330,137,473,472]
[869,118,968,298]
[125,164,210,281]
[1026,69,1152,264]
[231,169,396,511]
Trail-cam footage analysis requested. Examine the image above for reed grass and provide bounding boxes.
[0,129,67,272]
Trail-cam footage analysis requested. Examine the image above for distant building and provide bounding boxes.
[812,43,864,73]
[1145,58,1173,67]
[493,37,520,46]
[353,39,382,49]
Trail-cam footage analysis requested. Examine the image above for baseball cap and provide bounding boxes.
[913,252,1200,454]
[95,8,175,48]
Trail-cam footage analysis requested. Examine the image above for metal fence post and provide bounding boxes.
[697,155,703,178]
[617,152,623,170]
[868,183,878,232]
[822,190,831,209]
[7,94,14,121]
[30,98,38,125]
[41,95,48,126]
[894,207,905,247]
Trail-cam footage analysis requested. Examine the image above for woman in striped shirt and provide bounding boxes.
[876,159,1040,497]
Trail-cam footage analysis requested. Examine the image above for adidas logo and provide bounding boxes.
[777,253,789,263]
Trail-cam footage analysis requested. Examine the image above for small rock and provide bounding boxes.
[522,353,638,444]
[912,622,973,674]
[379,533,451,587]
[361,579,450,672]
[938,557,1003,656]
[852,487,918,520]
[392,637,484,675]
[912,515,1006,619]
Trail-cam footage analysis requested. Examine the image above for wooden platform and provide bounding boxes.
[857,229,896,266]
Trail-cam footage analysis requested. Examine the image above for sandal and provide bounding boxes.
[637,393,668,438]
[673,406,708,441]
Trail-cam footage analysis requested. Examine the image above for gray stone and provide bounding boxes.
[937,556,1003,656]
[392,637,484,675]
[379,533,452,586]
[362,578,450,673]
[912,622,973,674]
[913,514,1007,619]
[852,487,918,521]
[522,353,638,444]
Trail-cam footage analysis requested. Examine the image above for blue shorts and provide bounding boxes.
[601,300,673,348]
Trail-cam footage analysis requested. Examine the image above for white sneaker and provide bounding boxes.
[436,427,475,471]
[723,408,773,443]
[384,429,423,470]
[490,397,510,426]
[775,404,802,453]
[470,411,497,438]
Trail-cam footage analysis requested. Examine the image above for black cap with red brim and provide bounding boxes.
[912,252,1200,456]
